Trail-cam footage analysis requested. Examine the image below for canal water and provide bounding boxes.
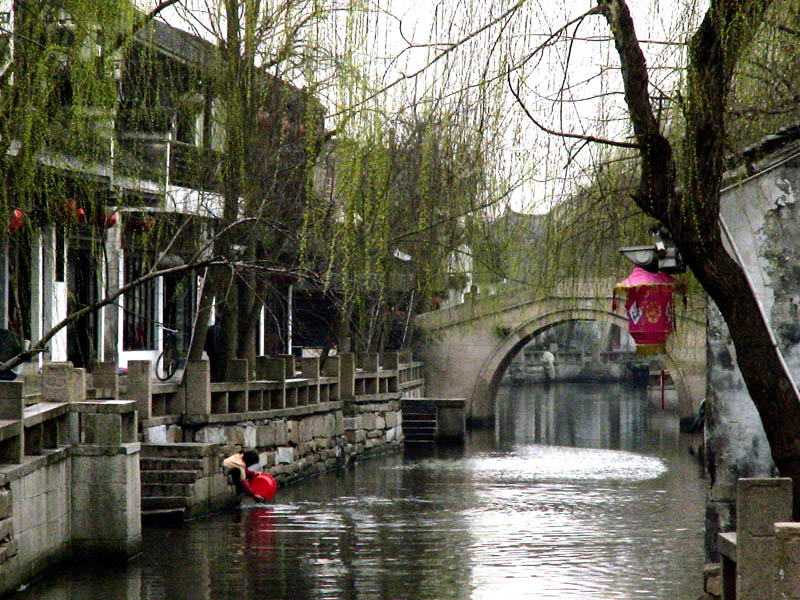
[19,381,706,600]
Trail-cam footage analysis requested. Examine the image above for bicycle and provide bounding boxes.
[155,326,179,381]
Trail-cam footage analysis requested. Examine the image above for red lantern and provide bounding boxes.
[95,210,116,229]
[57,200,87,223]
[613,266,682,355]
[8,209,24,233]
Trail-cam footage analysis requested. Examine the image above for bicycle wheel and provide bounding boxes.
[155,351,177,381]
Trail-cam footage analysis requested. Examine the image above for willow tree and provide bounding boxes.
[368,0,800,512]
[508,0,800,513]
[168,0,339,376]
[589,0,800,517]
[0,1,187,373]
[302,110,488,353]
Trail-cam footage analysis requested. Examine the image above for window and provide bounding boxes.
[123,256,156,350]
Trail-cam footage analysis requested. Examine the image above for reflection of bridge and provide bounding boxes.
[415,278,706,424]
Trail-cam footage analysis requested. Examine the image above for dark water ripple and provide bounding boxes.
[17,382,705,600]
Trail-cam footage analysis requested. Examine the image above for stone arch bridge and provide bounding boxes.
[414,278,707,424]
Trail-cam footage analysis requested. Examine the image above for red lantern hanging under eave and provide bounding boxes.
[612,266,683,355]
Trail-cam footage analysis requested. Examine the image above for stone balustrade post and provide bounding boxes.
[42,362,76,402]
[226,358,249,383]
[126,360,152,421]
[322,355,340,377]
[383,352,400,371]
[185,359,211,416]
[774,522,800,599]
[72,368,87,403]
[322,355,340,401]
[226,359,249,412]
[300,357,319,379]
[72,399,140,559]
[338,353,355,401]
[68,369,86,446]
[277,354,295,378]
[358,353,380,372]
[399,349,413,365]
[257,357,286,408]
[736,477,793,599]
[93,361,119,399]
[0,382,23,463]
[301,357,320,404]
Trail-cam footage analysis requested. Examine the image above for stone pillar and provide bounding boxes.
[383,352,399,371]
[93,361,119,399]
[185,359,211,416]
[300,357,320,404]
[127,361,152,420]
[322,355,340,401]
[42,362,76,402]
[71,399,141,559]
[0,382,23,464]
[277,354,295,378]
[774,522,800,599]
[735,477,792,599]
[338,353,355,401]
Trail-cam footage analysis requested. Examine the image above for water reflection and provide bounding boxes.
[17,382,705,600]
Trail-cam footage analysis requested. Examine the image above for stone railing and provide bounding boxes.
[712,477,800,599]
[0,365,142,595]
[119,350,421,423]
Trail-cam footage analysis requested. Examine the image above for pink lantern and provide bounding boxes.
[613,266,682,355]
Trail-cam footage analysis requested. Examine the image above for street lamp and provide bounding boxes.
[618,228,685,274]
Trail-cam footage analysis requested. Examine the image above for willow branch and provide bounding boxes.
[507,70,640,149]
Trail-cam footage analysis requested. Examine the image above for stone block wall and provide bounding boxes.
[343,401,403,457]
[71,444,141,558]
[188,409,350,487]
[706,145,800,559]
[0,452,71,594]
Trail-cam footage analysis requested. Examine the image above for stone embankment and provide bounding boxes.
[0,350,424,595]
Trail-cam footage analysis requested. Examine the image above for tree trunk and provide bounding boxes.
[598,0,800,516]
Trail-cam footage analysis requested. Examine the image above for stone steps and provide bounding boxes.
[142,496,189,510]
[143,483,194,497]
[141,470,200,484]
[140,443,218,519]
[141,457,210,472]
[401,410,437,442]
[140,443,215,458]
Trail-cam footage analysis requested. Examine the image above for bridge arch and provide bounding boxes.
[470,307,687,423]
[415,280,705,425]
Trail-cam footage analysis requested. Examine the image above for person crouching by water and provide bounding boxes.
[223,449,265,503]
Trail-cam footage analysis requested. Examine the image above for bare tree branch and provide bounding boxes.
[507,70,641,149]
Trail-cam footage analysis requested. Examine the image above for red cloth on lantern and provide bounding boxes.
[613,266,681,355]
